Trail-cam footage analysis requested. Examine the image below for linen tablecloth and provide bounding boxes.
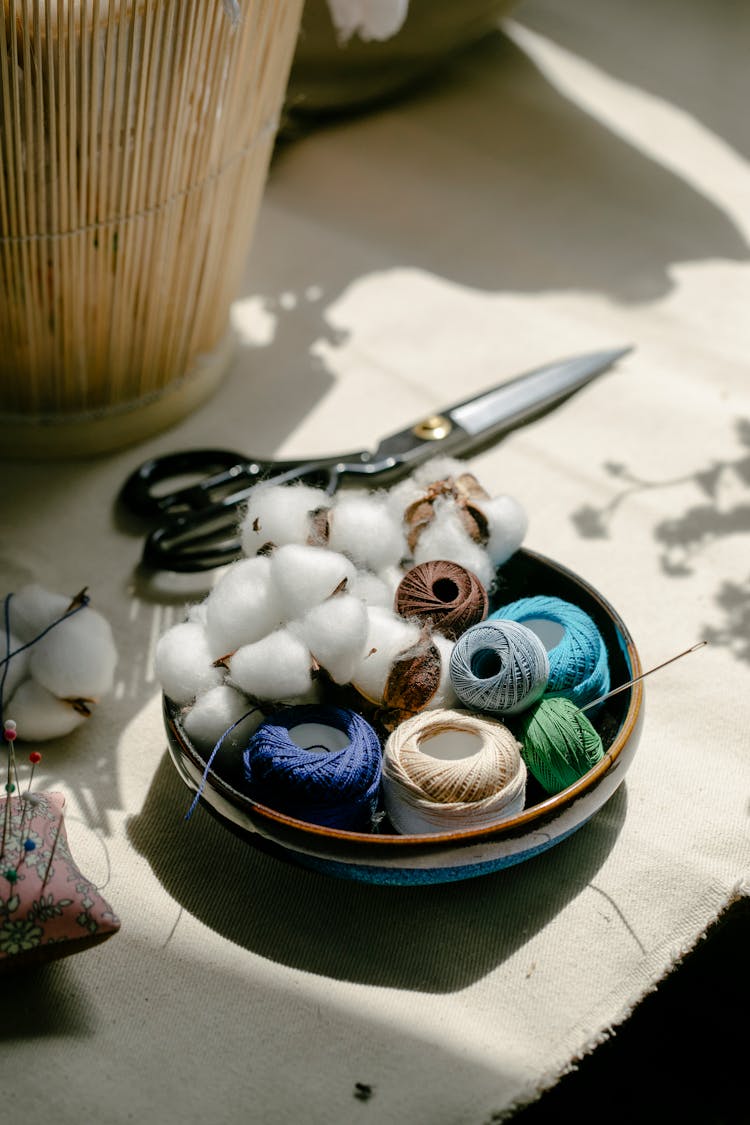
[2,2,748,1120]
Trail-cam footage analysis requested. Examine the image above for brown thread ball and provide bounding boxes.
[394,560,488,641]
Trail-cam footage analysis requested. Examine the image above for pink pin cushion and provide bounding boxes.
[0,791,120,971]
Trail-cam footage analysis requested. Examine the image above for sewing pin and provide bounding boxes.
[1,720,16,864]
[11,748,43,874]
[580,640,708,712]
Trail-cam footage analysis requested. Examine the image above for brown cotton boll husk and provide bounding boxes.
[453,472,490,504]
[382,630,442,717]
[404,497,439,553]
[306,507,332,547]
[395,559,488,641]
[458,501,490,546]
[402,471,491,553]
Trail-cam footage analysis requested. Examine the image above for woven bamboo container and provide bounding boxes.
[0,0,303,456]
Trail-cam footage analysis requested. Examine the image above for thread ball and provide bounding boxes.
[515,696,604,795]
[394,559,488,640]
[449,619,549,714]
[382,708,527,834]
[243,704,383,831]
[490,595,609,710]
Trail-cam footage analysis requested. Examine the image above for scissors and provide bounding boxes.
[121,346,631,572]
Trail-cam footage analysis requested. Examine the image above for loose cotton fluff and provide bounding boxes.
[2,584,118,741]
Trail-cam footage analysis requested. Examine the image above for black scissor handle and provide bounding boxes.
[142,508,247,572]
[125,447,383,570]
[120,448,256,520]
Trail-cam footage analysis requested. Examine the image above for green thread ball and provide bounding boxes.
[516,697,604,795]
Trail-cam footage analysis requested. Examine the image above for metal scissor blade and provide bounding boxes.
[359,345,631,479]
[446,346,632,438]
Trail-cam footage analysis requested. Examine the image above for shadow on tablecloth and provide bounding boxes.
[126,749,628,992]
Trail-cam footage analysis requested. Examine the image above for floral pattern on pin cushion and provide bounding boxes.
[0,791,120,970]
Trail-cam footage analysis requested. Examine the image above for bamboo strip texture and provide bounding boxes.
[0,0,303,416]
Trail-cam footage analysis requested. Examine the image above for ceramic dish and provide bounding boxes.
[164,548,643,885]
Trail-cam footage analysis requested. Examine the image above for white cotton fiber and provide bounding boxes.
[412,498,495,589]
[155,621,223,706]
[328,492,406,571]
[377,565,405,600]
[203,555,282,658]
[228,628,313,702]
[423,633,459,710]
[269,543,355,620]
[186,601,209,626]
[410,456,467,487]
[386,473,424,520]
[1,630,30,701]
[350,606,421,704]
[240,482,329,556]
[386,456,469,523]
[7,584,72,642]
[291,593,369,685]
[348,570,394,609]
[182,684,264,754]
[6,678,87,741]
[326,0,408,42]
[29,607,118,700]
[483,494,529,565]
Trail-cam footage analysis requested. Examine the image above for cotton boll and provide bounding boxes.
[204,555,282,658]
[350,606,421,705]
[386,473,426,521]
[1,630,30,701]
[348,570,394,608]
[29,607,118,700]
[182,684,264,755]
[377,565,405,601]
[7,584,72,642]
[412,500,495,589]
[228,628,313,702]
[291,593,369,685]
[422,633,459,710]
[328,492,407,571]
[6,679,87,741]
[186,600,209,626]
[483,494,529,566]
[240,482,329,556]
[326,0,408,42]
[386,456,475,528]
[270,544,355,620]
[155,621,223,706]
[410,456,468,488]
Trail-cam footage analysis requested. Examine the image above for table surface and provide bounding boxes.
[2,1,749,1122]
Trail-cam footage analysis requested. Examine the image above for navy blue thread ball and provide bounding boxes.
[490,595,609,710]
[243,704,382,830]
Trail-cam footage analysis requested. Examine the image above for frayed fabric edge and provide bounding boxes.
[488,878,749,1123]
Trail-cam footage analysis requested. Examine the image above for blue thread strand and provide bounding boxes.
[184,707,261,820]
[490,595,609,710]
[244,705,382,830]
[0,593,91,673]
[1,594,12,731]
[1,591,93,732]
